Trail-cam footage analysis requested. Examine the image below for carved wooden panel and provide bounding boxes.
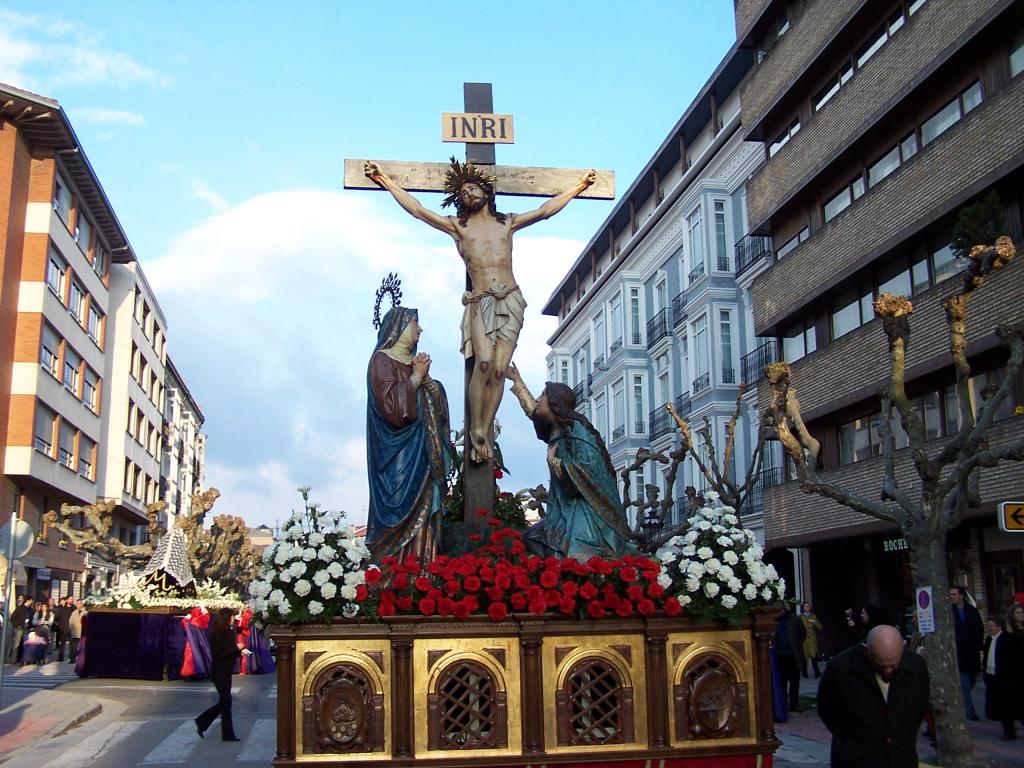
[303,661,384,754]
[672,642,693,665]
[427,649,451,671]
[609,644,633,665]
[427,660,507,750]
[725,640,746,658]
[303,650,326,672]
[483,647,506,669]
[554,645,578,667]
[364,650,384,673]
[673,653,743,742]
[556,658,631,747]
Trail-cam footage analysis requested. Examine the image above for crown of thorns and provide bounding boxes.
[441,156,497,209]
[373,273,403,330]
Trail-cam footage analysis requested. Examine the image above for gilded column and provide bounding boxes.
[645,631,669,748]
[520,635,544,753]
[275,640,296,760]
[391,638,414,758]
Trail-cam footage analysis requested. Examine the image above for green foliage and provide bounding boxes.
[952,192,1006,257]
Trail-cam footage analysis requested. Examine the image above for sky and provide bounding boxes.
[0,2,738,529]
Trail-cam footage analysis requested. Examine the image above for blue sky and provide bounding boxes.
[0,2,737,528]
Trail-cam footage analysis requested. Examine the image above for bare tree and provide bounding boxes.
[765,236,1023,768]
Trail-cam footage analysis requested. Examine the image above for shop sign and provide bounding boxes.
[35,568,51,581]
[916,586,935,634]
[999,501,1024,533]
[882,537,908,553]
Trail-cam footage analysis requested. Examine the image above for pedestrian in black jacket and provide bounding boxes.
[55,596,73,661]
[6,596,33,663]
[950,585,984,720]
[194,608,246,742]
[776,603,806,712]
[818,625,929,768]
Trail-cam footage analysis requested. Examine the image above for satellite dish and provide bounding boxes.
[0,519,34,560]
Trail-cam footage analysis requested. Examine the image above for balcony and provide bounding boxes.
[740,339,778,385]
[634,419,646,436]
[647,309,669,348]
[674,394,691,420]
[649,406,674,440]
[722,368,736,385]
[687,260,706,284]
[671,292,687,328]
[717,255,731,273]
[735,234,772,278]
[746,467,785,515]
[612,425,625,442]
[573,381,587,403]
[610,338,623,355]
[692,372,710,395]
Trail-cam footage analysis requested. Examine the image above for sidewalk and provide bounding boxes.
[773,671,1024,767]
[0,662,102,762]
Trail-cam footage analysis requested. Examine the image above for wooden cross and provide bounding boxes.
[345,83,614,538]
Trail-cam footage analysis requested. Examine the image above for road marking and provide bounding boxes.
[238,719,276,762]
[141,719,202,764]
[266,684,277,698]
[42,720,146,768]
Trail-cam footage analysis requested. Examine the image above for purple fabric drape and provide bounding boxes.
[183,621,212,679]
[165,617,187,681]
[81,612,170,680]
[770,648,788,723]
[246,626,275,674]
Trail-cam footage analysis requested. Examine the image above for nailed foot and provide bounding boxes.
[469,430,494,464]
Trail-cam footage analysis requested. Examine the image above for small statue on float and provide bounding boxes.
[365,274,451,563]
[504,363,636,560]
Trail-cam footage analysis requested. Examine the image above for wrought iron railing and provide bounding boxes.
[717,255,731,272]
[671,292,687,327]
[634,419,646,435]
[735,233,773,277]
[687,260,706,283]
[649,406,674,439]
[646,309,669,347]
[674,394,691,419]
[722,367,736,384]
[746,467,785,514]
[573,381,587,402]
[610,338,623,354]
[740,339,778,385]
[692,372,710,394]
[612,425,625,442]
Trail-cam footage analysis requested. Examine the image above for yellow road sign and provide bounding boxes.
[1000,501,1024,532]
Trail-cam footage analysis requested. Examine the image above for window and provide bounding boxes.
[575,348,587,386]
[612,379,625,441]
[719,310,734,383]
[655,280,668,313]
[782,318,816,363]
[693,315,709,384]
[909,0,927,13]
[593,311,606,366]
[633,374,645,435]
[868,146,900,188]
[53,174,72,226]
[776,227,809,259]
[41,325,60,377]
[609,293,623,351]
[594,392,607,441]
[58,421,76,469]
[63,348,81,394]
[1012,29,1024,77]
[768,118,800,157]
[69,281,85,323]
[713,200,728,271]
[629,288,642,345]
[560,360,570,385]
[93,244,108,279]
[823,176,864,223]
[34,405,56,455]
[82,366,99,411]
[831,288,868,340]
[87,305,103,345]
[931,241,963,284]
[46,248,67,299]
[839,415,881,465]
[814,63,854,112]
[687,208,703,274]
[78,436,95,480]
[634,467,645,504]
[921,82,983,147]
[877,258,913,299]
[75,215,92,251]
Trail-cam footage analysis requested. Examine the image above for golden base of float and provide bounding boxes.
[270,609,779,768]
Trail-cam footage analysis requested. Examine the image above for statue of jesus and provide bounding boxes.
[365,158,596,464]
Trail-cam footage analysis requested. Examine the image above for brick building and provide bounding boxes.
[735,0,1024,650]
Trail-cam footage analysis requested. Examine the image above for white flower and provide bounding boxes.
[703,582,721,598]
[765,564,779,580]
[718,564,734,581]
[274,548,290,565]
[343,570,366,587]
[278,599,292,616]
[719,505,736,514]
[681,544,696,557]
[340,584,357,601]
[704,558,721,575]
[723,550,739,566]
[345,548,364,565]
[318,545,337,562]
[743,584,758,600]
[696,520,712,531]
[677,595,692,607]
[761,587,773,601]
[302,547,317,561]
[749,543,764,559]
[269,589,284,606]
[721,595,738,609]
[656,548,677,564]
[703,490,720,503]
[312,570,330,586]
[665,536,683,547]
[776,579,787,599]
[683,531,700,544]
[288,561,306,578]
[723,514,738,525]
[727,577,743,593]
[342,604,359,619]
[320,582,337,600]
[308,600,324,616]
[686,561,705,578]
[308,532,325,547]
[293,579,312,597]
[696,546,714,560]
[262,547,274,563]
[657,571,673,589]
[685,577,701,593]
[717,535,734,548]
[327,562,345,579]
[279,570,293,584]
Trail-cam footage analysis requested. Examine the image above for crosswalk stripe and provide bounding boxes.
[141,719,197,764]
[238,719,276,762]
[267,684,277,698]
[42,721,146,768]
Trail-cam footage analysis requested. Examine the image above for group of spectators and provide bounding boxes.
[3,594,84,665]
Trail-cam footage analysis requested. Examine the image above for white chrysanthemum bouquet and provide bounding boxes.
[655,491,785,623]
[248,488,381,625]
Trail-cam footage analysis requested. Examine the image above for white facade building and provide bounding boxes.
[161,357,206,528]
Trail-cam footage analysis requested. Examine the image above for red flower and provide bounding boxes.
[619,566,638,583]
[396,596,413,612]
[382,556,398,568]
[539,570,559,589]
[528,598,547,615]
[637,598,656,616]
[558,596,577,615]
[355,585,368,602]
[586,601,606,620]
[461,595,479,614]
[464,575,482,593]
[418,597,437,616]
[545,589,562,607]
[485,585,504,602]
[579,582,599,601]
[615,601,634,618]
[493,468,504,479]
[627,585,645,602]
[379,590,396,605]
[498,491,513,500]
[495,573,511,591]
[488,518,501,527]
[438,597,456,617]
[604,592,621,609]
[444,580,460,597]
[488,602,509,621]
[453,601,471,620]
[587,557,613,576]
[647,583,666,599]
[526,585,544,602]
[414,576,432,593]
[392,573,410,591]
[378,602,396,617]
[663,597,682,617]
[562,582,579,598]
[468,533,482,542]
[364,568,383,585]
[403,555,421,571]
[475,508,489,517]
[510,592,527,611]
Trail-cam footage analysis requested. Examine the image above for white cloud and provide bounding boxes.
[0,10,168,92]
[146,189,581,529]
[72,107,146,126]
[190,179,229,213]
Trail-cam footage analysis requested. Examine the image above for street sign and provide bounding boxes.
[0,519,34,559]
[916,586,935,634]
[999,501,1024,532]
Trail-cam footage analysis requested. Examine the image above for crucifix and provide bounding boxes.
[346,83,614,536]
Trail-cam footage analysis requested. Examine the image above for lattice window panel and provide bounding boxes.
[556,658,634,746]
[673,653,747,741]
[428,660,507,750]
[303,662,384,754]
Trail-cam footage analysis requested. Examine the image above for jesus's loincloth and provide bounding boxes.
[460,283,526,359]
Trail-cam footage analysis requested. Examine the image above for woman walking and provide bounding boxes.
[194,608,247,741]
[800,602,823,678]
